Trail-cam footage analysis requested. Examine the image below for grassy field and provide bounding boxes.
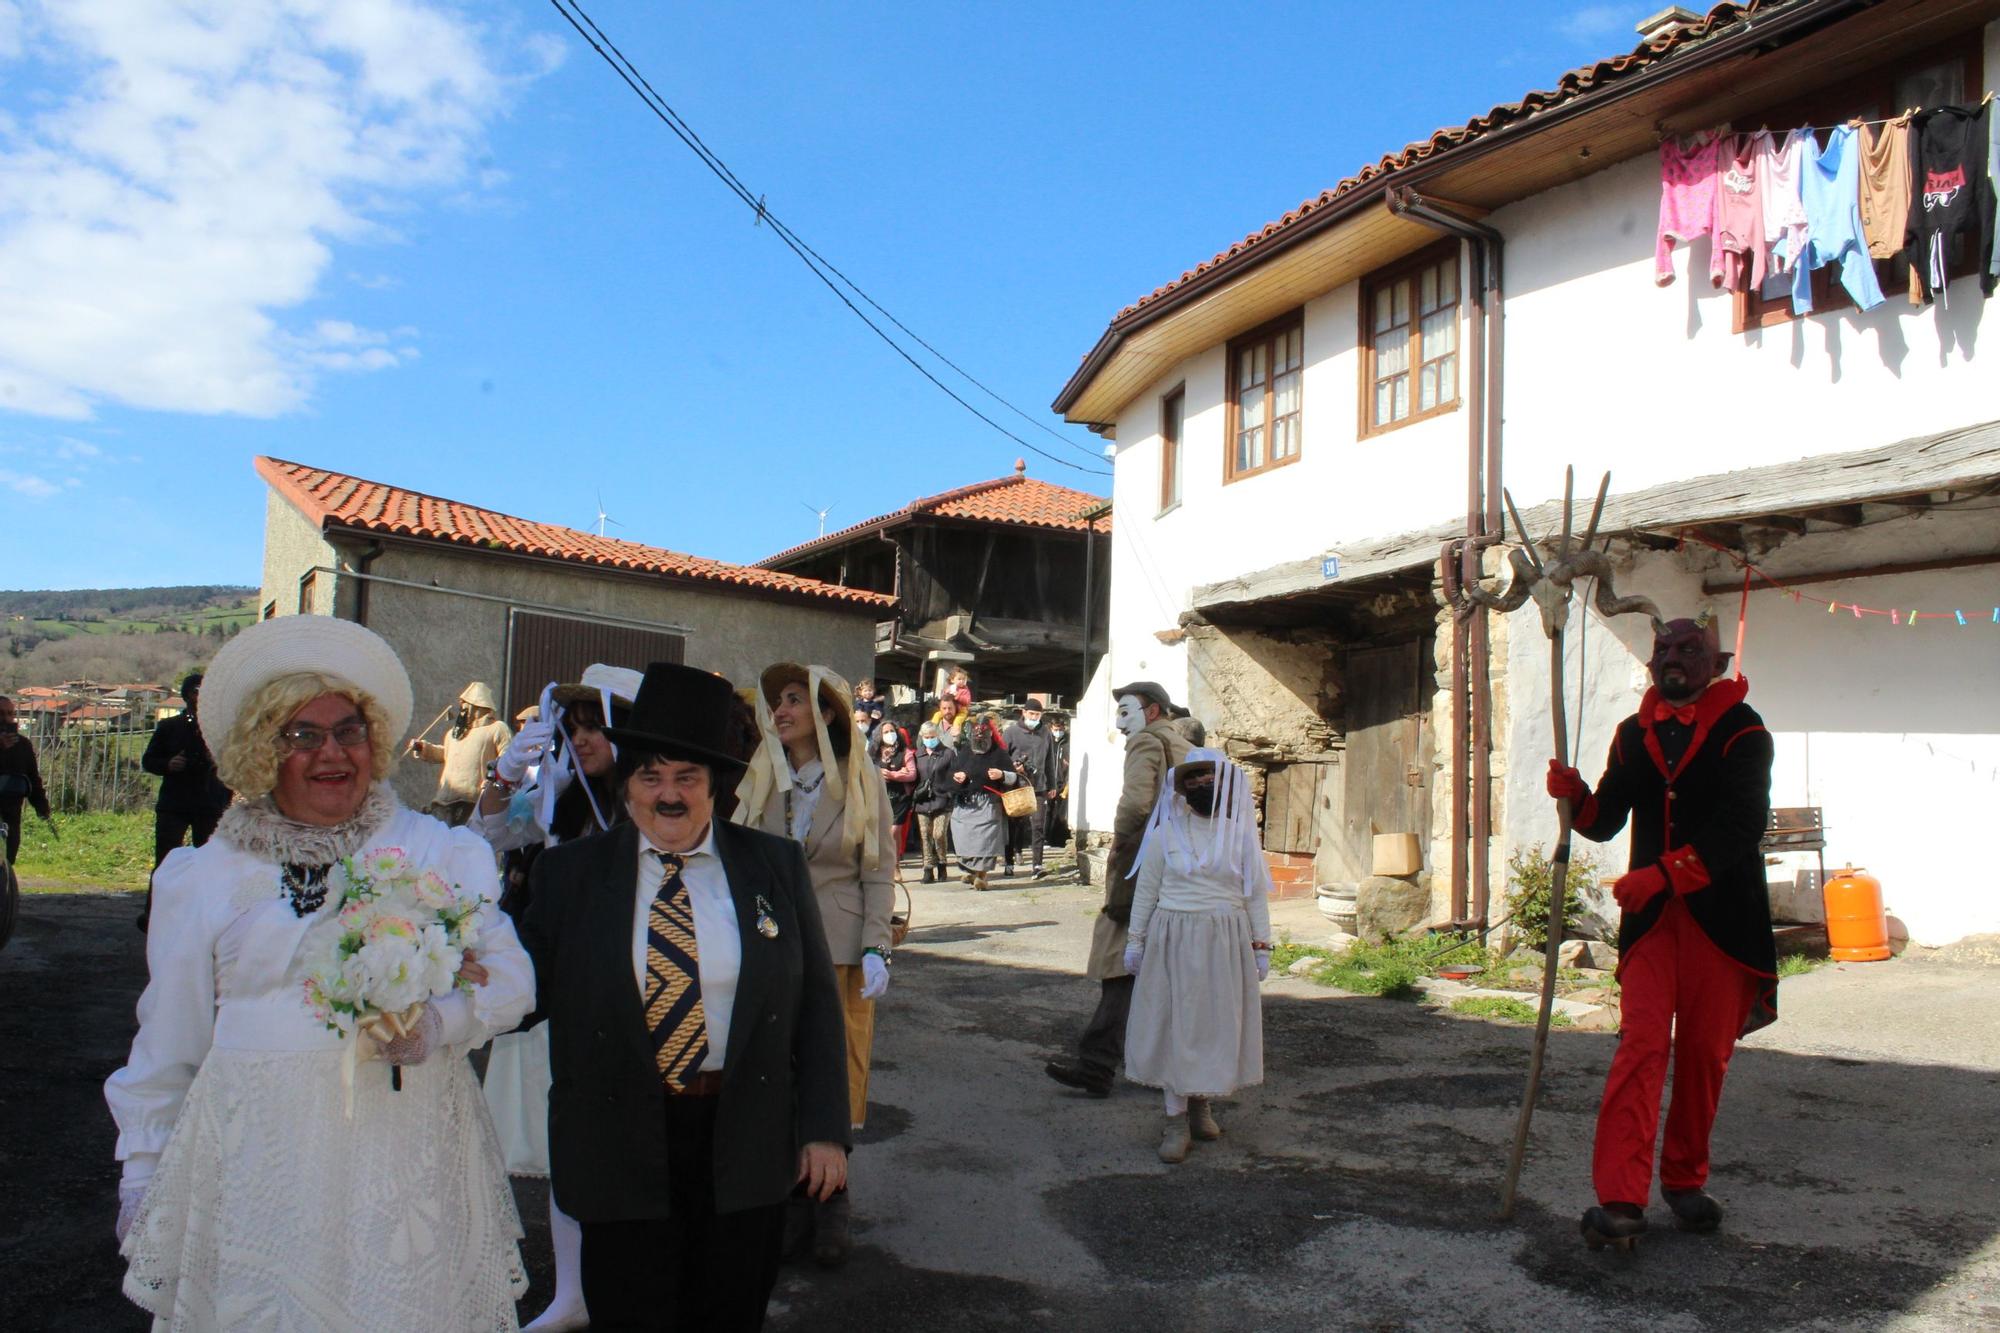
[14,811,153,891]
[25,602,257,638]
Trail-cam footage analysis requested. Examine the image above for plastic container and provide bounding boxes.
[1822,866,1891,963]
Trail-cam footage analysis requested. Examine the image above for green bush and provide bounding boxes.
[1506,842,1597,952]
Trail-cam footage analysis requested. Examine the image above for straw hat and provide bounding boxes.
[198,615,413,756]
[459,681,499,712]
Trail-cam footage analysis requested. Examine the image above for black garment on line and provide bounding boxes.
[1907,102,1996,303]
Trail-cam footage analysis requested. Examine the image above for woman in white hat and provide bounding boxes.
[733,662,895,1268]
[468,663,641,1333]
[1121,750,1272,1165]
[105,616,536,1330]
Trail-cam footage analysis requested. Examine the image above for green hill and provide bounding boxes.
[3,586,257,692]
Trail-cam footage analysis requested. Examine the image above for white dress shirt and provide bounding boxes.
[631,823,740,1071]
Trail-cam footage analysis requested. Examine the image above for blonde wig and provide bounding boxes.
[216,672,395,800]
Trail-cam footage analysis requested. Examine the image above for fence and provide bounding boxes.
[37,727,161,815]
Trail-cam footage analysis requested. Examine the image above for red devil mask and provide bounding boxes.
[1649,618,1729,704]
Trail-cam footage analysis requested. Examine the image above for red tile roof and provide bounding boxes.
[1115,1,1760,320]
[757,463,1110,567]
[256,458,895,611]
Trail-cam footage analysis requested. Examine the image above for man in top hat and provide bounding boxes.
[1045,680,1194,1098]
[1547,616,1776,1250]
[407,680,511,826]
[519,662,850,1331]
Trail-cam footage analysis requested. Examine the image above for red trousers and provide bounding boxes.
[1593,898,1760,1207]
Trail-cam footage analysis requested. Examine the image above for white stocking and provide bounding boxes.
[522,1187,586,1329]
[1164,1091,1187,1116]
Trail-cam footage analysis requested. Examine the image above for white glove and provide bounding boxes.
[1122,944,1144,975]
[116,1179,147,1243]
[1254,951,1271,982]
[494,719,554,784]
[860,952,890,999]
[370,1002,443,1067]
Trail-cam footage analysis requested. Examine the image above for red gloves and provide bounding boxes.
[1612,848,1711,914]
[1612,864,1668,914]
[1545,760,1597,827]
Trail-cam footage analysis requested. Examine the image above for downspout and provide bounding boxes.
[349,539,384,627]
[1079,518,1099,711]
[1388,187,1504,928]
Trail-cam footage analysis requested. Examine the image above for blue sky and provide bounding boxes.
[0,0,1643,589]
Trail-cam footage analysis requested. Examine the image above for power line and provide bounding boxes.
[548,0,1112,478]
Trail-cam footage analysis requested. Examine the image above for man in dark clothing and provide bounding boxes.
[1547,617,1776,1250]
[1000,703,1057,879]
[912,721,957,884]
[139,674,233,931]
[1045,713,1072,849]
[0,697,53,866]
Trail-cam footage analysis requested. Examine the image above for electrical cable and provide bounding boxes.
[548,0,1111,477]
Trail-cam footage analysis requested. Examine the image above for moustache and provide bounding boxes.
[652,801,691,819]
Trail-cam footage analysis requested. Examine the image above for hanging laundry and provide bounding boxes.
[1710,132,1769,291]
[1758,128,1810,275]
[1907,103,1995,305]
[1656,132,1720,286]
[1858,116,1920,306]
[1792,125,1885,314]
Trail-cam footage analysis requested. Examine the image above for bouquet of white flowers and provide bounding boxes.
[299,846,486,1112]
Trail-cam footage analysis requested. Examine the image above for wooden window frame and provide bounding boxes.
[1734,36,1985,332]
[1359,241,1462,439]
[1158,383,1185,515]
[1223,310,1305,485]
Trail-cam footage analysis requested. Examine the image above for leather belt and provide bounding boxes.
[668,1069,724,1098]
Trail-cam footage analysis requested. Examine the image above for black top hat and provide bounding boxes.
[602,662,749,772]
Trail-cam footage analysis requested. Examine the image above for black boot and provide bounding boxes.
[1580,1202,1647,1252]
[780,1195,815,1263]
[813,1192,852,1268]
[921,865,935,885]
[1043,1060,1111,1098]
[1663,1188,1724,1233]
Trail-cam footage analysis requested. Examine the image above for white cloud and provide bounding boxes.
[1559,5,1629,42]
[0,467,59,498]
[53,435,99,459]
[0,1,554,421]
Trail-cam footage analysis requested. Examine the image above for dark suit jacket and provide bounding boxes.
[520,818,851,1221]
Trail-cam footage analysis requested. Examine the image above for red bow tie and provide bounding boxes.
[1652,701,1698,726]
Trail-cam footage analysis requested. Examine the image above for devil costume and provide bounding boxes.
[1553,619,1776,1245]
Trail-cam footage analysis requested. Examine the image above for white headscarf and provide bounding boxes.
[1127,747,1273,899]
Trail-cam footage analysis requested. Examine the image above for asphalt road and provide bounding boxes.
[5,881,1997,1331]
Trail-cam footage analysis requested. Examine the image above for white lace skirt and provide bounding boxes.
[482,1027,551,1177]
[122,1047,528,1331]
[1123,907,1264,1098]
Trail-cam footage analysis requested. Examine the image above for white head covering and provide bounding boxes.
[199,615,413,757]
[734,663,889,870]
[1127,747,1273,899]
[537,663,643,837]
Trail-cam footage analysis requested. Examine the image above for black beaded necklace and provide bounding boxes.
[281,863,333,917]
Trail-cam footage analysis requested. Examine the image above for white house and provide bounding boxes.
[1054,1,2000,946]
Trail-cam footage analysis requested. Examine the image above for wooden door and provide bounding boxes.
[1342,641,1432,871]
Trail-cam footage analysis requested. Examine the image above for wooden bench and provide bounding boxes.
[1762,806,1827,889]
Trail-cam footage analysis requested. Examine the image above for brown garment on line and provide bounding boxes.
[1858,117,1922,306]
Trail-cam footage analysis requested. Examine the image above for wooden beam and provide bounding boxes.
[1700,549,2000,596]
[1745,515,1810,536]
[1687,522,1744,549]
[1802,504,1865,528]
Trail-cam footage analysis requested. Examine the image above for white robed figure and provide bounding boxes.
[106,615,535,1331]
[1121,748,1273,1164]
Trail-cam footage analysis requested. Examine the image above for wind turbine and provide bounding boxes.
[594,491,625,538]
[802,501,834,537]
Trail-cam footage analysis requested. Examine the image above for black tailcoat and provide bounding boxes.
[520,818,850,1221]
[1575,677,1779,1026]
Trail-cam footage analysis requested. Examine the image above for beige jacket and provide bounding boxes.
[751,775,897,964]
[1103,717,1195,917]
[413,719,511,805]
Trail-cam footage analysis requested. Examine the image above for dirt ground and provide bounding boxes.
[6,881,1998,1331]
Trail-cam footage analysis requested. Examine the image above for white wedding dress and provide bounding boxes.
[107,800,535,1331]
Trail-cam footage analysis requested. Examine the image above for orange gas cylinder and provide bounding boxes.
[1822,866,1891,962]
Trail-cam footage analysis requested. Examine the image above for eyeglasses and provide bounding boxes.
[276,721,370,753]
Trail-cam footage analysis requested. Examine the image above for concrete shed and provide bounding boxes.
[254,457,894,809]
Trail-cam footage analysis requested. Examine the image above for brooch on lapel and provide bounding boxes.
[754,894,780,939]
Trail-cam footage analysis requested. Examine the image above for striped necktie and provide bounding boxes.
[642,850,709,1090]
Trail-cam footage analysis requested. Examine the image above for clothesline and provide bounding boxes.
[1681,531,2000,629]
[1664,90,1997,141]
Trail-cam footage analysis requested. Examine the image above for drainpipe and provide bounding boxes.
[349,539,384,627]
[1079,518,1099,710]
[1388,187,1504,928]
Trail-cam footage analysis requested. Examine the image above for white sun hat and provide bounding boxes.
[198,615,414,756]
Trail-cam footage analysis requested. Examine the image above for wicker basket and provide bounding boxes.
[890,880,914,948]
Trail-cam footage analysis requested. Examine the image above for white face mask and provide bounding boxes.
[1050,727,1065,741]
[1021,716,1040,730]
[1115,696,1147,738]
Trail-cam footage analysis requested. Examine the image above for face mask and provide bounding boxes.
[1114,695,1147,738]
[922,737,939,750]
[1648,618,1726,705]
[1181,786,1216,817]
[1050,728,1065,741]
[1021,717,1040,730]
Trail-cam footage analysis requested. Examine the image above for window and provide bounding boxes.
[262,600,277,621]
[1735,38,1983,331]
[297,570,316,614]
[1159,385,1185,513]
[1225,313,1303,482]
[1362,243,1459,435]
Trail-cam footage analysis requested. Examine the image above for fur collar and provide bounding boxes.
[214,783,400,866]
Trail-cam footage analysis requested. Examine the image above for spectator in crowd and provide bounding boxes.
[0,696,52,867]
[138,673,233,931]
[1046,712,1073,849]
[1000,703,1057,880]
[872,722,917,860]
[945,667,973,709]
[913,721,956,884]
[931,692,967,749]
[947,713,1021,891]
[405,681,511,826]
[852,679,887,747]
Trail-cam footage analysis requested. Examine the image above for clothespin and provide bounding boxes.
[1891,610,1900,625]
[1955,610,1967,626]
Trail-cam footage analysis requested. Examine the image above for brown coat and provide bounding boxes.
[750,773,897,964]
